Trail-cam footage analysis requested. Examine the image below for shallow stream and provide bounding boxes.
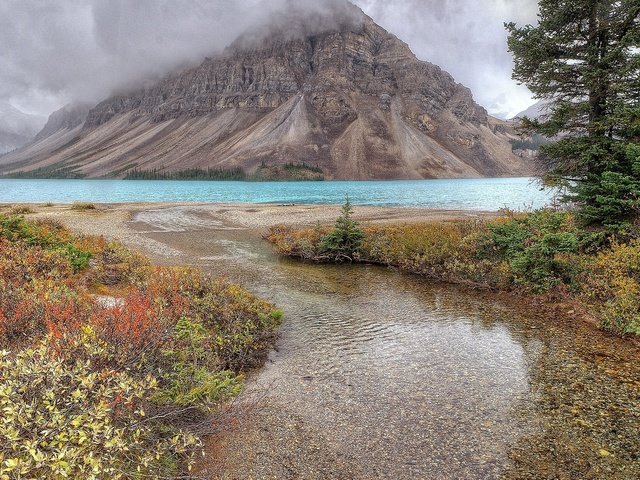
[132,206,639,480]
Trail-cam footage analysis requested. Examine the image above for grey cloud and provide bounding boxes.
[1,0,261,114]
[0,0,539,118]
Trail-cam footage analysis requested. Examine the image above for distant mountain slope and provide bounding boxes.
[1,2,532,179]
[0,102,46,154]
[511,100,548,120]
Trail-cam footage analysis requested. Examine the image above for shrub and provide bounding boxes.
[473,211,591,292]
[90,241,150,287]
[583,239,640,335]
[157,317,244,408]
[0,281,90,348]
[0,213,284,474]
[266,209,639,337]
[71,201,96,211]
[144,268,283,371]
[9,205,34,215]
[0,334,200,480]
[265,224,329,261]
[0,215,93,272]
[360,221,471,279]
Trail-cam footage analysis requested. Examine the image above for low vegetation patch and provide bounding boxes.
[267,206,639,337]
[8,205,34,215]
[0,214,282,478]
[70,201,97,211]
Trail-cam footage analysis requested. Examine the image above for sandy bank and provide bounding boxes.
[1,201,496,236]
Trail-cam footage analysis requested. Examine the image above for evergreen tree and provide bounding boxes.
[506,0,640,232]
[319,197,364,259]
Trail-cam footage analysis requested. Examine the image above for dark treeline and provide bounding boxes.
[1,167,85,179]
[123,167,247,181]
[2,163,326,181]
[509,134,550,152]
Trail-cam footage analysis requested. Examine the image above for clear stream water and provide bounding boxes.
[0,177,554,210]
[124,205,639,480]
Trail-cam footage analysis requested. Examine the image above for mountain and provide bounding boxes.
[0,2,532,180]
[34,103,92,142]
[511,100,548,120]
[0,102,46,154]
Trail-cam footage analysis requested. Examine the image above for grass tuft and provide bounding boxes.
[9,205,35,215]
[71,201,97,211]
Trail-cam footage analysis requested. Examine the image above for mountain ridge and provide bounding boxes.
[1,2,532,180]
[510,99,548,121]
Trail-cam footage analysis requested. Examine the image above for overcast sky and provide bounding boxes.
[0,0,539,120]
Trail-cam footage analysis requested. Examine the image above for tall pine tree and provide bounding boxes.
[507,0,640,232]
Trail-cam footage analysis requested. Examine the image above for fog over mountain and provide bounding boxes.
[0,0,538,119]
[0,102,46,153]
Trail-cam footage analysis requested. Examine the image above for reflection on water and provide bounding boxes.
[132,207,639,480]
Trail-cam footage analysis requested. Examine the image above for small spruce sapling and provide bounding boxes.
[319,196,364,260]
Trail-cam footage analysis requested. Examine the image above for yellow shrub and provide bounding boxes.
[583,240,640,335]
[265,224,330,260]
[0,334,200,480]
[90,241,150,287]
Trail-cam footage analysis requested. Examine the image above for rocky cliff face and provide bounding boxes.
[35,103,91,141]
[0,2,532,179]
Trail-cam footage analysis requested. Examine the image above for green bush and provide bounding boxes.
[474,211,594,292]
[157,317,244,408]
[0,215,93,272]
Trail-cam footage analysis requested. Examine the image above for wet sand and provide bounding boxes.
[8,202,640,480]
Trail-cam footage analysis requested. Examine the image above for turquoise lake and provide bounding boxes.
[0,177,554,210]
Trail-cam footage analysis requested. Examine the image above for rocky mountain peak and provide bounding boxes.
[1,3,532,180]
